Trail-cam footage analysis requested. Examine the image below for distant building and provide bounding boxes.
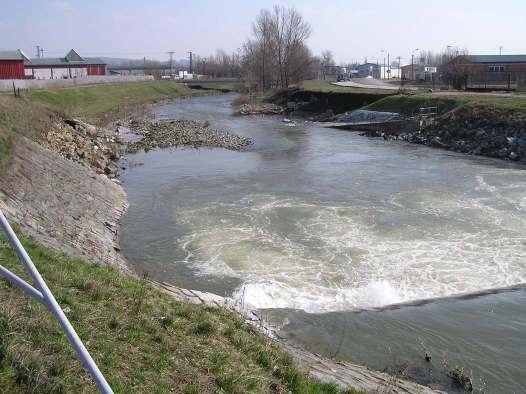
[356,63,380,78]
[0,49,106,80]
[25,49,106,79]
[446,54,526,90]
[0,50,30,79]
[401,64,437,81]
[379,65,401,79]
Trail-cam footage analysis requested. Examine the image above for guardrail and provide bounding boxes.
[0,209,113,393]
[417,106,438,117]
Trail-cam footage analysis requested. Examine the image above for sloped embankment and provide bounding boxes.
[0,137,128,270]
[412,105,526,161]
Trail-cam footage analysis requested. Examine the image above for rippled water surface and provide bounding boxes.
[120,93,526,392]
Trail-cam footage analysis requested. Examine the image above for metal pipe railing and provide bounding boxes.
[0,209,113,393]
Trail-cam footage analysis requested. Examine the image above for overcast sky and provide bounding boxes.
[2,0,525,65]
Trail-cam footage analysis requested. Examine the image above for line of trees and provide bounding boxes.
[241,6,315,90]
[191,50,242,78]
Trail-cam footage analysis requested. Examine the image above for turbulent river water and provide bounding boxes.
[120,93,526,392]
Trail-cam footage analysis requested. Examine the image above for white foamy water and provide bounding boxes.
[176,184,526,313]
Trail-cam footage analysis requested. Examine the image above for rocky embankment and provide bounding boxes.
[0,137,128,270]
[238,103,285,115]
[125,119,253,152]
[43,118,124,178]
[352,106,526,163]
[405,106,526,162]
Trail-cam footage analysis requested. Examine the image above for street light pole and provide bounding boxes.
[412,48,420,81]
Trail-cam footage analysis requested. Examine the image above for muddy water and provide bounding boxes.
[120,94,526,392]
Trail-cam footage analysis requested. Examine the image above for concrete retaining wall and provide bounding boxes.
[0,75,154,91]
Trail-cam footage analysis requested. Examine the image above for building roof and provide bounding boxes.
[25,49,106,67]
[466,55,526,64]
[0,49,30,61]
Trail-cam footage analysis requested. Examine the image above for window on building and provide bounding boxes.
[489,65,505,72]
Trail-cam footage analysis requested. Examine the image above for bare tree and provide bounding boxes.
[242,6,313,90]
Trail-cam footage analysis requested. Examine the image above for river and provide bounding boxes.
[120,93,526,392]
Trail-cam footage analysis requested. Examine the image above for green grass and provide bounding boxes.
[0,81,205,170]
[26,81,198,123]
[0,230,360,393]
[366,93,526,116]
[0,95,55,171]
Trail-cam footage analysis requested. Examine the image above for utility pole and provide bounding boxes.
[36,45,44,58]
[167,51,175,75]
[412,49,419,81]
[36,45,40,58]
[387,52,390,80]
[188,51,193,75]
[499,46,503,56]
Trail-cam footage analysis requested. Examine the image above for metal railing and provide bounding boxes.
[0,209,113,393]
[417,106,438,117]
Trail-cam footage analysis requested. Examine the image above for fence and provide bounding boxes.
[0,75,154,92]
[0,209,113,393]
[467,71,526,90]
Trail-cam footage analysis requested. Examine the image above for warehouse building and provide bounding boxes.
[0,49,106,79]
[0,50,30,79]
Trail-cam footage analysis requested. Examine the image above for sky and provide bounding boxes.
[2,0,525,65]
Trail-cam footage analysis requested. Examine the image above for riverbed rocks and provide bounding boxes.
[238,102,286,115]
[400,106,526,162]
[126,119,253,152]
[357,106,526,163]
[42,118,123,177]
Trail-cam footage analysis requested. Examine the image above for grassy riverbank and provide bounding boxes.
[0,230,355,393]
[25,81,198,123]
[366,92,526,116]
[0,81,205,171]
[266,80,394,115]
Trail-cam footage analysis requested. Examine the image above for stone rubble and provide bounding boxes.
[238,102,286,115]
[42,118,124,178]
[125,119,253,152]
[357,106,526,163]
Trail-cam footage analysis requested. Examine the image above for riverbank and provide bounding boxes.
[234,80,394,119]
[362,94,526,162]
[242,81,526,162]
[0,83,441,392]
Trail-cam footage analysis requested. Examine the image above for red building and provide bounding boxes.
[0,50,30,79]
[0,49,106,80]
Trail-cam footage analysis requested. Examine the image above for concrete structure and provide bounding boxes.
[0,50,30,79]
[0,75,154,92]
[447,54,526,90]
